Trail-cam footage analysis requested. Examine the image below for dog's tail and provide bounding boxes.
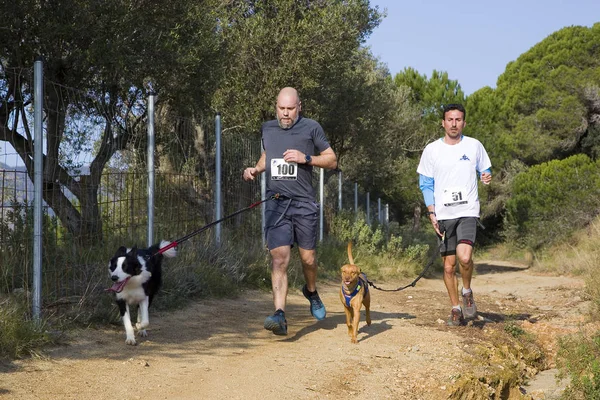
[347,241,354,265]
[159,240,177,258]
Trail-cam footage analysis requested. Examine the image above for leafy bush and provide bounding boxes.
[325,211,434,281]
[329,211,385,253]
[504,154,600,249]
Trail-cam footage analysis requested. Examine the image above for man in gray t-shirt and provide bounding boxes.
[243,87,337,336]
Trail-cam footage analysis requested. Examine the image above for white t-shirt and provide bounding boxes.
[417,136,492,220]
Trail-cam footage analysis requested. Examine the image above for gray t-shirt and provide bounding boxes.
[262,116,331,202]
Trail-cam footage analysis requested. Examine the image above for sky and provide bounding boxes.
[365,0,600,95]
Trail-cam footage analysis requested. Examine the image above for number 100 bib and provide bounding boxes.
[271,158,298,180]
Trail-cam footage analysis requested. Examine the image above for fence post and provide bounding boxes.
[32,57,44,322]
[385,203,389,225]
[366,192,371,226]
[338,170,342,211]
[354,182,358,218]
[146,92,156,247]
[378,197,382,224]
[215,113,222,245]
[319,167,324,242]
[261,142,266,248]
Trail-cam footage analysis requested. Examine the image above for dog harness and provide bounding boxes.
[342,274,369,308]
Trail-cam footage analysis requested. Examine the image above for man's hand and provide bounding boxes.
[429,214,443,237]
[243,167,260,181]
[282,149,307,164]
[481,172,492,185]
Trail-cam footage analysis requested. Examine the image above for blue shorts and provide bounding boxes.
[265,197,319,250]
[437,217,478,256]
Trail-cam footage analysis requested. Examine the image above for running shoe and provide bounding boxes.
[302,284,326,320]
[447,308,464,327]
[462,290,477,319]
[264,309,287,335]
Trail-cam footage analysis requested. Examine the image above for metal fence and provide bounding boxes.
[0,61,388,316]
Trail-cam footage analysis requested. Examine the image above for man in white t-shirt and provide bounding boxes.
[417,104,492,326]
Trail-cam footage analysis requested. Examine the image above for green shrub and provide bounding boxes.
[504,154,600,249]
[325,211,435,281]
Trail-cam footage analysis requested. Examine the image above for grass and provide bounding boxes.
[538,217,600,399]
[556,331,600,400]
[0,295,55,360]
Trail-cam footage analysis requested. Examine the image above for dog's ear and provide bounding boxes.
[128,246,138,256]
[115,246,128,256]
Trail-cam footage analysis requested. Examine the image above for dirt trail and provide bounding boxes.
[0,261,588,400]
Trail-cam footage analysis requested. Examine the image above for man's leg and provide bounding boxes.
[299,247,317,291]
[442,254,459,307]
[263,245,291,335]
[456,243,474,291]
[443,254,465,326]
[457,242,477,318]
[299,247,326,320]
[270,245,291,312]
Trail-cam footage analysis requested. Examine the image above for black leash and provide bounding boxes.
[366,252,436,292]
[366,229,446,292]
[152,193,280,256]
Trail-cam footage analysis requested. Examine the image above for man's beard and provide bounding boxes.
[277,114,299,130]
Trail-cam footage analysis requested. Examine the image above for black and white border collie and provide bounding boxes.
[107,240,177,345]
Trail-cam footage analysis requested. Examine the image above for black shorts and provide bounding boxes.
[265,197,319,250]
[437,217,478,256]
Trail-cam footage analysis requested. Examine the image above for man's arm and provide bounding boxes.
[419,174,435,208]
[243,152,266,181]
[282,147,337,170]
[309,147,337,170]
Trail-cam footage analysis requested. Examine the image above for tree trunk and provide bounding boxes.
[412,204,421,232]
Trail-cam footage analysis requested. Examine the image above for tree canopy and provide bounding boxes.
[469,23,600,168]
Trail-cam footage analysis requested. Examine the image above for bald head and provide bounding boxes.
[276,87,301,129]
[277,87,299,103]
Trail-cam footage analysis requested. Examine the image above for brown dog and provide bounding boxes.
[340,242,371,344]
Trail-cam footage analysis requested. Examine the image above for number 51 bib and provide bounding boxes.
[442,186,468,207]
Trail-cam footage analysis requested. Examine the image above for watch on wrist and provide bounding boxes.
[305,154,312,164]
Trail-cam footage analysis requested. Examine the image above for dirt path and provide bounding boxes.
[0,261,588,400]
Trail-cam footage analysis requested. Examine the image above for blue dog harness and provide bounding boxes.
[342,274,369,308]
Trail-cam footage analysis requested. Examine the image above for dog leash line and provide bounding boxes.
[154,193,280,256]
[366,227,447,292]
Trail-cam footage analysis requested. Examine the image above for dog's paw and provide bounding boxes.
[137,329,148,338]
[125,336,137,346]
[136,321,149,330]
[351,337,358,344]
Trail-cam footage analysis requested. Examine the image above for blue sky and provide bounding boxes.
[365,0,600,95]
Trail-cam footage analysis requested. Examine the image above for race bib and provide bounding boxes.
[442,186,468,207]
[271,158,298,180]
